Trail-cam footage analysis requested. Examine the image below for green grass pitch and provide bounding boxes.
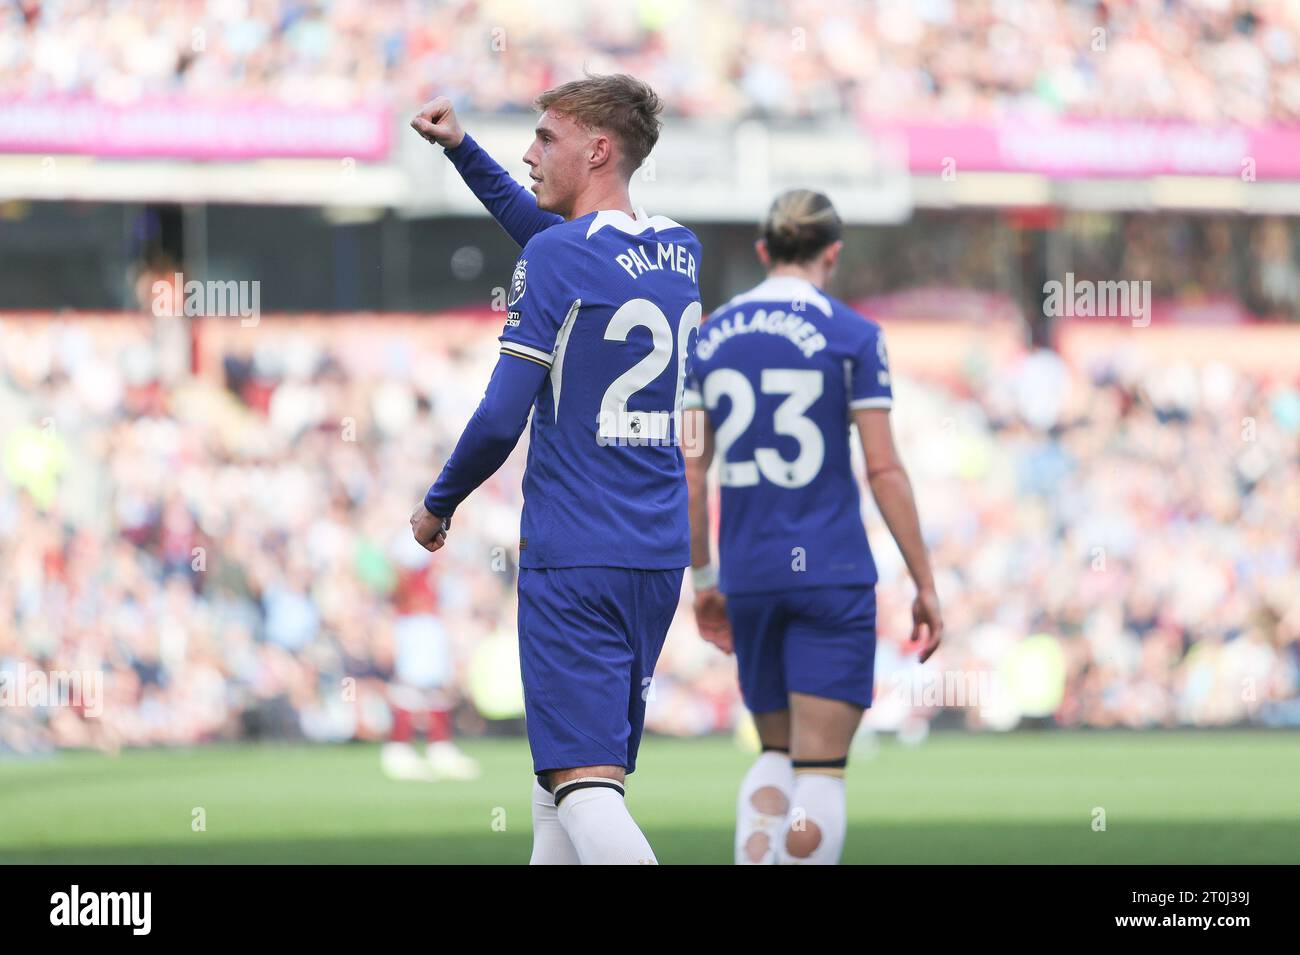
[1,732,1296,863]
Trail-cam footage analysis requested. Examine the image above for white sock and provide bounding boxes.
[555,779,657,865]
[529,779,580,865]
[780,772,846,865]
[735,750,794,864]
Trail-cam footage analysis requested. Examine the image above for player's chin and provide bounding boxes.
[533,185,559,212]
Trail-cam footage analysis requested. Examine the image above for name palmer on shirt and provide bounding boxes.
[694,307,828,360]
[614,241,697,284]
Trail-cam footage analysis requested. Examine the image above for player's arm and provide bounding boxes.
[413,231,572,551]
[412,353,548,552]
[685,410,714,568]
[411,97,563,247]
[855,408,942,663]
[683,395,732,654]
[848,321,942,662]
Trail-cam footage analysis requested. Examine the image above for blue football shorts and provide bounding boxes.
[516,566,683,776]
[725,585,878,713]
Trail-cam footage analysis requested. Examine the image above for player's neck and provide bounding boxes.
[567,183,634,221]
[767,265,827,289]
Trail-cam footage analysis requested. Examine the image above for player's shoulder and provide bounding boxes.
[645,213,700,249]
[519,219,587,258]
[703,294,742,327]
[825,293,884,343]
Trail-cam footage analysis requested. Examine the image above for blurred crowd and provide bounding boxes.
[6,0,1300,123]
[1,312,1296,755]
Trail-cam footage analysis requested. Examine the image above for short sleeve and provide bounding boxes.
[499,232,578,369]
[681,303,719,411]
[682,340,704,410]
[849,321,893,410]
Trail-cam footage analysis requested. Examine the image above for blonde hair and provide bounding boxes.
[535,73,663,171]
[761,189,842,263]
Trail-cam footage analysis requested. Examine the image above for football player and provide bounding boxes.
[683,190,943,864]
[410,75,701,864]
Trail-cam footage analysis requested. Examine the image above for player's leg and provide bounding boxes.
[386,613,480,781]
[381,671,434,782]
[726,592,795,864]
[517,567,658,865]
[780,586,878,865]
[550,566,687,865]
[735,710,793,864]
[423,689,480,781]
[379,623,434,779]
[528,777,580,865]
[544,566,686,864]
[545,762,654,865]
[784,692,862,864]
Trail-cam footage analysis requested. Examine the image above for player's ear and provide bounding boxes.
[589,133,613,170]
[755,239,771,269]
[823,240,844,275]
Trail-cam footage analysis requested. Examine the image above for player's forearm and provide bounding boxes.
[682,408,715,568]
[867,467,936,593]
[685,455,713,568]
[445,133,563,247]
[424,355,546,516]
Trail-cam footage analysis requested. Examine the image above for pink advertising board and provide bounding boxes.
[0,97,392,161]
[870,120,1300,180]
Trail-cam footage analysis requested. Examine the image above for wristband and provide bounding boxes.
[691,564,719,591]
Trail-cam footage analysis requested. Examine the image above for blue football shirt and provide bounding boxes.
[500,209,703,569]
[684,275,893,595]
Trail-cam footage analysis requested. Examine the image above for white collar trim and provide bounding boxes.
[724,276,833,317]
[586,207,685,239]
